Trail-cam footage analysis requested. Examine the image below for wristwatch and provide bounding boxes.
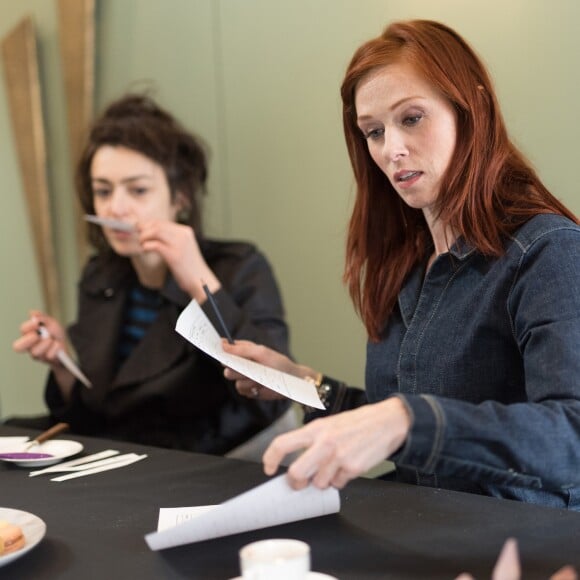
[313,372,333,409]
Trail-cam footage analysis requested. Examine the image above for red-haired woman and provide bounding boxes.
[223,20,580,509]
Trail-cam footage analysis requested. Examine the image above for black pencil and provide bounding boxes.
[201,281,235,344]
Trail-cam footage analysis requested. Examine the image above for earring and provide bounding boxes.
[176,208,191,223]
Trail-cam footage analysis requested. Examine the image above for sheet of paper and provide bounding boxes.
[84,214,136,232]
[157,505,217,532]
[37,326,92,388]
[145,474,340,550]
[50,453,147,481]
[175,299,324,409]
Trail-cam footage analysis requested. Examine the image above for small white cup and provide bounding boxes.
[239,538,311,579]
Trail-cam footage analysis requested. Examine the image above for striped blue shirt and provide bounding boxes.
[118,284,162,362]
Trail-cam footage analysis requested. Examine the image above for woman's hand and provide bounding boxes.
[455,538,578,580]
[138,220,221,300]
[13,311,68,366]
[222,340,318,400]
[263,397,411,490]
[12,311,76,396]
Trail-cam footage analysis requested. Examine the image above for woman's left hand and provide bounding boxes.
[138,220,220,299]
[263,397,411,490]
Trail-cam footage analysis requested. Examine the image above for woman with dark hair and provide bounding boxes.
[222,20,580,509]
[12,94,294,456]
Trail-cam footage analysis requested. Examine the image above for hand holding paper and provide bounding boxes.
[175,300,324,409]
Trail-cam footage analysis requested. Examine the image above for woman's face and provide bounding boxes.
[91,145,181,256]
[355,62,457,216]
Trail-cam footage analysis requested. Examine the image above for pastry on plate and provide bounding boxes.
[0,520,25,555]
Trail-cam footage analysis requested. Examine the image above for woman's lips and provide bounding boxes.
[108,229,134,241]
[394,170,422,188]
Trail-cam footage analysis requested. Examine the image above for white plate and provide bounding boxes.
[230,573,338,579]
[0,440,84,467]
[0,507,46,567]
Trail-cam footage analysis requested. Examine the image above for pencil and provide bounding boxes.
[201,281,235,344]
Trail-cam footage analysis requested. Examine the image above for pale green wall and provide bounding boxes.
[1,0,578,419]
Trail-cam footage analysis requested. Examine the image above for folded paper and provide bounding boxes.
[145,474,340,550]
[175,299,324,409]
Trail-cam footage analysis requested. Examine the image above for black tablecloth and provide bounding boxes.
[1,426,579,579]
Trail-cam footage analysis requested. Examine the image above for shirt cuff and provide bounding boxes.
[389,393,446,473]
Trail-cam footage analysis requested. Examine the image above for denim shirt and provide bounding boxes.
[366,213,580,509]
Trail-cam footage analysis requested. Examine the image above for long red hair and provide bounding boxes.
[341,20,578,341]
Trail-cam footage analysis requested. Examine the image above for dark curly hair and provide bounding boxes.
[76,94,209,254]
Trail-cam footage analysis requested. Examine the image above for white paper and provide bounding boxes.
[29,449,121,476]
[84,214,136,232]
[157,505,218,531]
[55,350,93,388]
[176,300,324,409]
[50,453,147,481]
[145,474,340,550]
[37,326,92,388]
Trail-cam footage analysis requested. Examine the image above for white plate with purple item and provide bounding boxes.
[0,439,83,467]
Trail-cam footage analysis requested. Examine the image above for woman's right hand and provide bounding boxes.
[138,219,221,302]
[13,310,68,368]
[13,311,76,397]
[222,340,317,400]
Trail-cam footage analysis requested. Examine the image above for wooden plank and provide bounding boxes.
[57,0,96,263]
[2,16,61,319]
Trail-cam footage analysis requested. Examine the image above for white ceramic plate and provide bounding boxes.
[0,507,46,567]
[0,440,84,467]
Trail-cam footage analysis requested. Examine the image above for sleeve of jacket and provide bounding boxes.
[44,374,104,434]
[43,257,108,434]
[199,241,293,429]
[202,241,290,356]
[390,225,580,491]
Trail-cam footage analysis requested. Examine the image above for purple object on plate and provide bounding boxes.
[0,452,54,459]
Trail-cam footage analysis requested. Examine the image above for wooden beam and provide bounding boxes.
[57,0,96,263]
[2,16,61,319]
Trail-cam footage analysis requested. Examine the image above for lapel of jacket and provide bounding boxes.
[69,255,196,394]
[112,301,193,388]
[68,255,131,404]
[113,272,197,388]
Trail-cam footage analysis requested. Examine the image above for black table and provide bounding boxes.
[1,425,579,579]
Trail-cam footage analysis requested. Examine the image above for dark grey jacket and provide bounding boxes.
[45,239,290,454]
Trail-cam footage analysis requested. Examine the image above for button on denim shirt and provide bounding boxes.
[366,214,580,509]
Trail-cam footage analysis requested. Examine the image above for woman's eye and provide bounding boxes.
[364,128,384,140]
[402,114,422,127]
[93,188,111,198]
[130,187,148,196]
